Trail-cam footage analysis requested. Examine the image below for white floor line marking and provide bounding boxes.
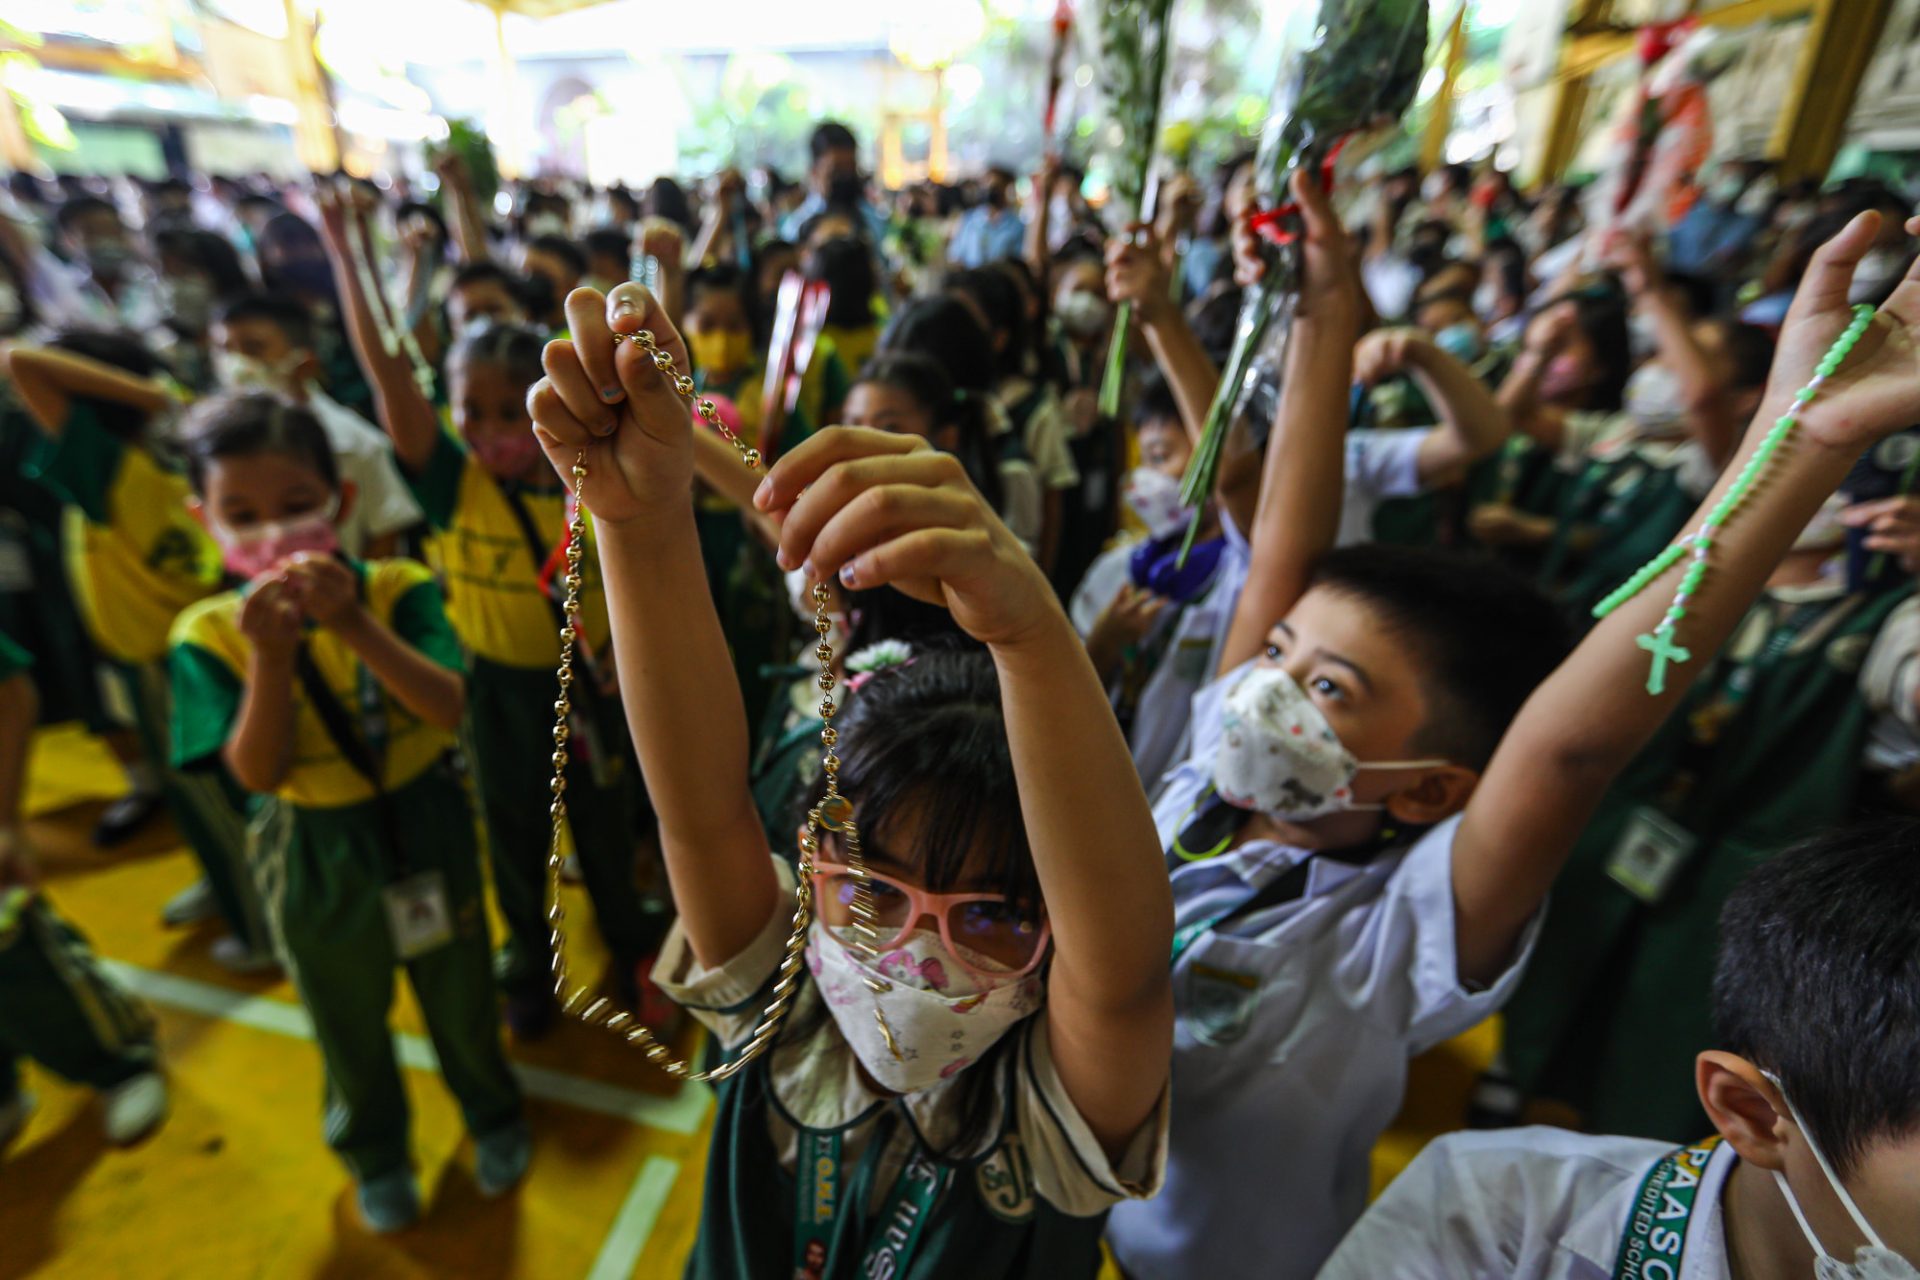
[585,1155,682,1280]
[100,960,713,1135]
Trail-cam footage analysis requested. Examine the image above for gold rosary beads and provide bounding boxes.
[542,327,879,1081]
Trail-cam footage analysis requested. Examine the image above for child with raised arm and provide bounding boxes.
[313,186,654,1040]
[7,332,270,967]
[1104,185,1920,1280]
[527,284,1172,1278]
[169,395,525,1230]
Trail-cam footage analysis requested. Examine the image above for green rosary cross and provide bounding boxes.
[1594,304,1877,696]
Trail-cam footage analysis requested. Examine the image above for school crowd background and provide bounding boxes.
[1,56,1919,1280]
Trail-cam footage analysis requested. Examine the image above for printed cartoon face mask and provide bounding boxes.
[1124,466,1190,541]
[1213,665,1446,821]
[216,501,340,580]
[1765,1072,1920,1280]
[806,923,1041,1094]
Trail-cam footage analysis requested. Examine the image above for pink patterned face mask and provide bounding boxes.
[468,429,542,479]
[215,503,340,580]
[805,923,1041,1094]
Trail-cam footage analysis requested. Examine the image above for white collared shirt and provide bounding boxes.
[1317,1127,1738,1280]
[1105,668,1544,1280]
[302,390,424,557]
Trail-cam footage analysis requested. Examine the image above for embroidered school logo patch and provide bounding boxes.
[1187,963,1261,1045]
[975,1133,1037,1224]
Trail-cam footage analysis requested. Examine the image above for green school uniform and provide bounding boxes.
[1499,582,1914,1142]
[26,403,264,948]
[0,630,157,1099]
[169,557,521,1179]
[1552,449,1705,626]
[406,430,654,1000]
[658,859,1167,1280]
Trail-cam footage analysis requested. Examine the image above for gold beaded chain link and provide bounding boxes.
[541,327,882,1082]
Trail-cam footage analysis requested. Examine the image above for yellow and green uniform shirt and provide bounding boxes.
[169,558,463,810]
[407,427,611,669]
[27,404,222,665]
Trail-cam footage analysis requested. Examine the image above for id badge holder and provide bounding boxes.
[383,870,455,960]
[1605,807,1698,904]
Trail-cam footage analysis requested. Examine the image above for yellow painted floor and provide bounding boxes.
[0,725,1495,1280]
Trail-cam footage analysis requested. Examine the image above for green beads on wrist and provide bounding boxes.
[1592,304,1877,696]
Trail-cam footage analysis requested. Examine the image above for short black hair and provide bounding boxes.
[1307,545,1569,768]
[584,226,630,264]
[949,266,1028,382]
[810,120,858,162]
[806,236,878,331]
[217,292,316,350]
[642,177,694,233]
[686,261,757,332]
[1134,372,1179,430]
[1713,818,1920,1177]
[154,228,252,301]
[54,195,118,234]
[879,295,995,397]
[812,643,1035,911]
[447,319,546,391]
[451,260,519,295]
[525,233,587,278]
[181,390,339,494]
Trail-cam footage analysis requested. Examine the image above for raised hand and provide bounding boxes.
[1105,224,1175,324]
[1353,327,1424,387]
[1773,212,1920,455]
[752,428,1058,651]
[527,283,706,527]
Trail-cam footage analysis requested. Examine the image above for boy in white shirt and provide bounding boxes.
[1103,184,1920,1278]
[210,293,423,559]
[1319,818,1920,1280]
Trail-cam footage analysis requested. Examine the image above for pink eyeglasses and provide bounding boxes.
[810,857,1051,979]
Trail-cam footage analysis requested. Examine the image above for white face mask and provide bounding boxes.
[523,211,568,241]
[1214,665,1447,821]
[1473,281,1503,322]
[807,923,1041,1094]
[1124,466,1190,541]
[1047,194,1076,252]
[1624,361,1686,437]
[0,280,21,334]
[1628,310,1660,363]
[214,347,308,398]
[1765,1073,1919,1280]
[1055,290,1112,341]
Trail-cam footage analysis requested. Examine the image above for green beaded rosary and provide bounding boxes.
[1593,304,1878,697]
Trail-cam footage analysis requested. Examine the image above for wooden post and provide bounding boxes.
[1420,4,1470,173]
[1767,0,1891,182]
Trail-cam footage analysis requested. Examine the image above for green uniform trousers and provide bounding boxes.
[465,656,654,999]
[262,764,521,1181]
[0,897,156,1097]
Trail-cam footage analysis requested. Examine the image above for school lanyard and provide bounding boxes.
[792,1126,953,1279]
[1610,1136,1722,1280]
[1164,788,1397,969]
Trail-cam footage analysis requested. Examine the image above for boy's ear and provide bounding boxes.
[1385,764,1479,826]
[1698,1051,1791,1171]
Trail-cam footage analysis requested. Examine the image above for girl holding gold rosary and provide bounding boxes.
[526,280,1172,1278]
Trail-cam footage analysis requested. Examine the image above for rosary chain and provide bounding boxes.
[543,327,878,1081]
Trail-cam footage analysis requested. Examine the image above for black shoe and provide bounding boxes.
[504,987,557,1042]
[93,792,163,848]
